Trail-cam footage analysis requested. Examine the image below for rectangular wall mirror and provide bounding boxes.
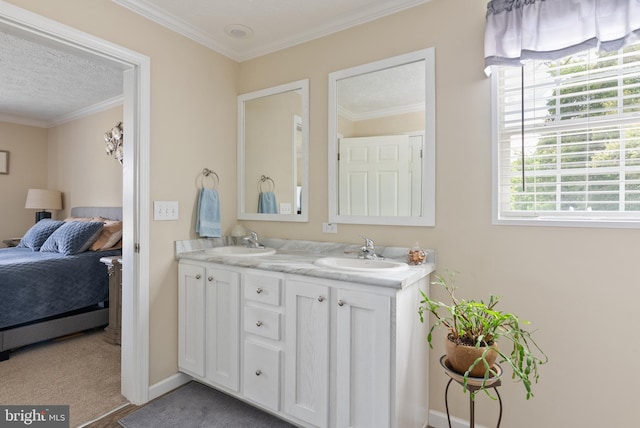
[328,48,435,226]
[238,79,309,222]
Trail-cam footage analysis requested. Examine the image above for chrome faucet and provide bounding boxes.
[358,236,384,260]
[244,230,265,249]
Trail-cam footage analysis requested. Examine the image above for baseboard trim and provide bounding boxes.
[429,410,488,428]
[148,372,192,401]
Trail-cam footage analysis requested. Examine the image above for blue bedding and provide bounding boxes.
[0,247,121,330]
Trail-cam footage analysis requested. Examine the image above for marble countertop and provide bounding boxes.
[175,238,435,290]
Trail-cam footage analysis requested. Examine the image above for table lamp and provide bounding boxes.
[25,188,62,223]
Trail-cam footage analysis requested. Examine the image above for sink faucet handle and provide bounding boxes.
[359,235,375,250]
[357,236,384,260]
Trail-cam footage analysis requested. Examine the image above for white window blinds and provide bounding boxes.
[494,43,640,225]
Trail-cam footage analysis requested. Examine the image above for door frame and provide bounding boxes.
[0,1,151,404]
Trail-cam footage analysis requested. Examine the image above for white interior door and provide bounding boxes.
[338,135,411,216]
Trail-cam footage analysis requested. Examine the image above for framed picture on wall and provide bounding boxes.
[0,150,9,174]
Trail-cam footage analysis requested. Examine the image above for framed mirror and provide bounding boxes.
[238,79,309,222]
[328,48,435,226]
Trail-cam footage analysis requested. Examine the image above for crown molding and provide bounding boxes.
[47,95,124,127]
[0,113,48,128]
[0,95,124,128]
[112,0,432,62]
[113,0,239,60]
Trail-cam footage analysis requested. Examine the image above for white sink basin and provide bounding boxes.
[314,257,408,272]
[205,246,276,257]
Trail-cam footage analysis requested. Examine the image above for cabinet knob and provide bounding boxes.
[256,288,263,294]
[195,274,201,280]
[317,296,325,302]
[256,320,263,327]
[208,276,214,282]
[337,299,345,307]
[255,370,262,376]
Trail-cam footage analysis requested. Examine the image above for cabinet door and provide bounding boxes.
[206,268,241,391]
[178,263,206,377]
[336,289,391,428]
[284,280,330,428]
[244,341,281,411]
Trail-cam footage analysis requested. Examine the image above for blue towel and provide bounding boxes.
[258,191,278,214]
[196,188,221,237]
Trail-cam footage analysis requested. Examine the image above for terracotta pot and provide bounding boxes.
[445,337,498,378]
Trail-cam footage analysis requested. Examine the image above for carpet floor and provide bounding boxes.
[118,382,296,428]
[0,328,127,427]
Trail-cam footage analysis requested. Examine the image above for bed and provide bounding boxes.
[0,207,123,360]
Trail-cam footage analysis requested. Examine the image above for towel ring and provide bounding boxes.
[258,175,275,192]
[200,168,219,189]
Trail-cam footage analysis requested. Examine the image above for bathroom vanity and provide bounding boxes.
[176,239,434,428]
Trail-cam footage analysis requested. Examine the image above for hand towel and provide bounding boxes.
[196,188,221,237]
[258,191,278,214]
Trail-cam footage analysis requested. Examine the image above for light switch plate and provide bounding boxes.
[322,223,338,234]
[280,203,292,214]
[154,201,179,220]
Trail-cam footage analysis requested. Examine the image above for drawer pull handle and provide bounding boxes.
[317,296,325,302]
[256,321,263,327]
[208,276,214,282]
[255,370,262,376]
[195,274,201,280]
[256,288,263,294]
[337,299,345,307]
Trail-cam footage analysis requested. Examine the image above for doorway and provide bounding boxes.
[0,1,150,404]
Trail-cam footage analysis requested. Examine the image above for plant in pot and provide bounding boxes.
[418,271,547,399]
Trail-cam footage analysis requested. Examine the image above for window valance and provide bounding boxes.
[485,0,640,70]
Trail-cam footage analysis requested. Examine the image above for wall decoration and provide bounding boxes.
[0,150,8,174]
[104,122,123,165]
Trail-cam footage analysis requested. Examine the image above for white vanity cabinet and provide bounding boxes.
[284,280,330,427]
[242,271,285,411]
[178,262,240,391]
[177,263,206,377]
[335,288,392,428]
[178,259,430,428]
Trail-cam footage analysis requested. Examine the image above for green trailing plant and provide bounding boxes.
[418,271,548,400]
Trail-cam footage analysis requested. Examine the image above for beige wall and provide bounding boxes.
[352,111,424,137]
[244,91,300,212]
[0,107,123,242]
[6,0,239,387]
[47,106,123,215]
[5,0,638,426]
[238,1,639,427]
[0,121,48,240]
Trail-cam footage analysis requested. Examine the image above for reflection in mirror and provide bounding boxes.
[238,80,309,222]
[328,48,435,226]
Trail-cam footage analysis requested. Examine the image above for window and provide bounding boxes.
[493,43,640,228]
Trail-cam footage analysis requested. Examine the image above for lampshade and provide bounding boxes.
[25,189,62,210]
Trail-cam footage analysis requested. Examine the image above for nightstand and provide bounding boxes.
[100,256,122,345]
[2,238,21,248]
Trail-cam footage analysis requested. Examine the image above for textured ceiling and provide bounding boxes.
[0,0,431,127]
[0,26,125,127]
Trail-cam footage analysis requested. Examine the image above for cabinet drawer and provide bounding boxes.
[244,341,281,411]
[244,274,281,306]
[244,306,281,340]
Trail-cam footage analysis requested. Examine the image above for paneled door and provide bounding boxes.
[284,280,330,428]
[335,288,391,428]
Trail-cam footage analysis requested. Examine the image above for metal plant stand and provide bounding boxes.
[442,356,503,428]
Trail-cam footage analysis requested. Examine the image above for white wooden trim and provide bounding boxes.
[428,410,489,428]
[148,372,192,402]
[0,0,151,405]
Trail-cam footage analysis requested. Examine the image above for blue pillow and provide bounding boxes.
[40,221,104,255]
[17,219,65,251]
